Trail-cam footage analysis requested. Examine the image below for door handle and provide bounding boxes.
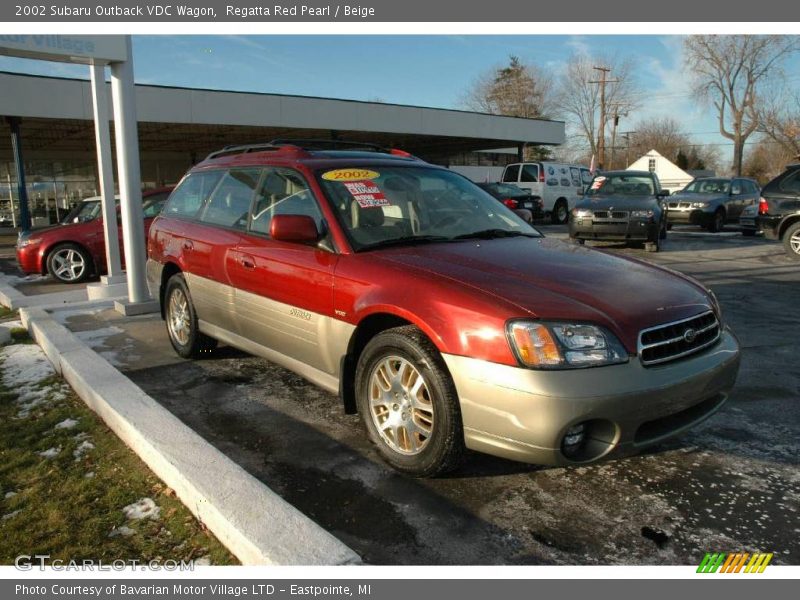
[240,258,255,269]
[182,240,193,250]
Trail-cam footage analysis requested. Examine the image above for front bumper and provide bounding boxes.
[16,244,44,275]
[569,217,658,242]
[667,207,713,226]
[442,327,740,466]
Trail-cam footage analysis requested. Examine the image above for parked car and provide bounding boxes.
[569,170,669,252]
[757,163,800,260]
[16,187,172,283]
[500,161,592,224]
[667,177,760,232]
[476,182,544,223]
[147,140,740,477]
[738,197,769,237]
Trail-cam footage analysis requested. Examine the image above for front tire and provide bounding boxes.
[164,273,218,358]
[355,325,464,477]
[783,221,800,261]
[46,243,93,284]
[552,199,569,225]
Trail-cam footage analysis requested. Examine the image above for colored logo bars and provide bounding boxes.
[697,552,773,573]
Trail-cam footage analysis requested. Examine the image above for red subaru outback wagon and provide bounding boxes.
[147,141,741,477]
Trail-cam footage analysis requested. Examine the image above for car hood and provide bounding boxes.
[576,194,657,210]
[670,192,726,203]
[375,237,713,352]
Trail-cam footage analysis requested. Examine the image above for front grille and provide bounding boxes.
[668,202,678,209]
[593,210,629,220]
[638,311,721,366]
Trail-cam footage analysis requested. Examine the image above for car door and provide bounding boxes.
[228,166,339,374]
[728,179,747,220]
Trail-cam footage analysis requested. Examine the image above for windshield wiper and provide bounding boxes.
[357,235,452,252]
[452,229,540,241]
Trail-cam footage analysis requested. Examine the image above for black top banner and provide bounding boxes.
[2,0,800,22]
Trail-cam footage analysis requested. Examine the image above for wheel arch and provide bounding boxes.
[159,261,183,319]
[779,214,800,239]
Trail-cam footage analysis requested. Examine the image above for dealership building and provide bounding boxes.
[0,71,565,224]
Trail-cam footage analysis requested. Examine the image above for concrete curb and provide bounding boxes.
[0,274,89,310]
[19,307,362,566]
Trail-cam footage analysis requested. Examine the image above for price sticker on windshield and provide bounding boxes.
[344,180,390,208]
[322,168,380,182]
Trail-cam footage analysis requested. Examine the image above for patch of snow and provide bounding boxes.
[193,556,211,566]
[54,418,79,430]
[122,497,160,521]
[73,440,95,461]
[4,491,17,499]
[1,510,22,521]
[0,319,23,331]
[38,446,61,459]
[84,471,95,479]
[1,343,58,417]
[108,525,136,538]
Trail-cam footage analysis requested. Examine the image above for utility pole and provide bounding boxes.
[609,104,626,170]
[589,66,619,170]
[622,131,636,168]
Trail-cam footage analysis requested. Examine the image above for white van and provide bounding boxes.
[501,162,592,223]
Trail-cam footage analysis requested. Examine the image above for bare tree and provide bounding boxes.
[462,56,555,119]
[556,53,639,166]
[684,35,799,176]
[759,87,800,159]
[743,137,797,184]
[624,117,720,172]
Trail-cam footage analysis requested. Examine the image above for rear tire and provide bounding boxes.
[708,208,725,233]
[552,199,568,225]
[355,325,464,477]
[164,273,218,358]
[783,221,800,261]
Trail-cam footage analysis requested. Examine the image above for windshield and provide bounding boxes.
[64,200,102,224]
[682,179,730,194]
[317,166,540,251]
[586,174,655,196]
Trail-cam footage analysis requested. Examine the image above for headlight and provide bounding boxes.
[507,321,629,369]
[690,202,706,209]
[630,210,654,218]
[572,208,593,218]
[707,288,723,325]
[17,237,42,248]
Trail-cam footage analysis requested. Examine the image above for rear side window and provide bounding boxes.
[764,168,800,195]
[520,164,539,182]
[249,168,322,236]
[199,169,262,230]
[163,171,223,219]
[502,165,520,183]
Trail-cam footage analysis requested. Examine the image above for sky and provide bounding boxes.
[2,34,800,163]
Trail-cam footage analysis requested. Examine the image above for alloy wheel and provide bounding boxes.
[167,287,191,346]
[368,356,434,455]
[51,248,86,282]
[791,229,800,255]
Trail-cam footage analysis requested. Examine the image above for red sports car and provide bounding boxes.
[16,187,172,284]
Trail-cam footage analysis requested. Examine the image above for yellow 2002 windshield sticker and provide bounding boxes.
[322,168,380,182]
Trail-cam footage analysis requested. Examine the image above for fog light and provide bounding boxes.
[562,423,586,457]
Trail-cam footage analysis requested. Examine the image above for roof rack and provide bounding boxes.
[268,138,390,153]
[204,139,416,161]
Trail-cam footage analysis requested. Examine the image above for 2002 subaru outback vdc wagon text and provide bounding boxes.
[147,140,741,477]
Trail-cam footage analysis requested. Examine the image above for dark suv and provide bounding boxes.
[757,164,800,260]
[147,140,739,477]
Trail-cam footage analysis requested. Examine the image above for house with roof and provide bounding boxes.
[627,149,694,193]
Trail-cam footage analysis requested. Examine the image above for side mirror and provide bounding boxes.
[270,214,320,244]
[657,190,670,198]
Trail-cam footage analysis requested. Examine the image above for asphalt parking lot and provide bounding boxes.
[2,225,799,565]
